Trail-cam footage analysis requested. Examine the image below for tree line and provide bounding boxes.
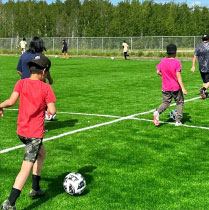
[0,0,209,38]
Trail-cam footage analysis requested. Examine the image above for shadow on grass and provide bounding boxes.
[164,112,191,125]
[181,113,192,124]
[45,119,78,131]
[22,165,96,210]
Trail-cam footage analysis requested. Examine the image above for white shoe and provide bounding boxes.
[153,111,159,126]
[175,121,182,126]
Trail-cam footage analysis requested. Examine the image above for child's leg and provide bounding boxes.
[200,72,209,98]
[3,136,43,207]
[203,82,209,92]
[65,51,69,58]
[124,52,127,59]
[32,145,46,176]
[5,160,33,206]
[157,91,172,114]
[13,161,34,190]
[154,91,172,126]
[32,145,46,191]
[173,90,184,122]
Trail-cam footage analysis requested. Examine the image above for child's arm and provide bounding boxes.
[157,69,162,76]
[176,72,187,95]
[17,70,22,77]
[191,55,197,72]
[0,92,19,117]
[47,102,56,116]
[46,71,53,85]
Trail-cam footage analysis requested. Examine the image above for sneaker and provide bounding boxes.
[1,200,16,210]
[199,88,203,93]
[153,111,159,126]
[175,121,182,126]
[29,188,45,199]
[201,92,207,99]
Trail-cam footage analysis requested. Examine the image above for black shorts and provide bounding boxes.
[200,72,209,83]
[62,48,68,53]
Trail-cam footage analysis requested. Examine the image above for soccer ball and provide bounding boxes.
[170,110,177,120]
[45,111,56,121]
[111,56,115,60]
[63,173,86,195]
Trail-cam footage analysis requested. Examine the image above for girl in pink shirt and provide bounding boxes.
[153,44,187,127]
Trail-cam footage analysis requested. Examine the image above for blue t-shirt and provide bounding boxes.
[16,51,43,79]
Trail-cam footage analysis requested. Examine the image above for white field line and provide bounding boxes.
[0,96,201,154]
[0,116,135,154]
[59,96,201,117]
[135,96,201,116]
[4,96,201,118]
[5,109,121,118]
[58,112,121,118]
[131,117,209,130]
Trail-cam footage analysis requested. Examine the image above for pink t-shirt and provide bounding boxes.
[156,58,182,91]
[13,78,56,138]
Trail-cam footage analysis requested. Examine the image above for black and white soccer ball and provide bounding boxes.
[63,173,86,195]
[45,111,56,121]
[170,110,177,120]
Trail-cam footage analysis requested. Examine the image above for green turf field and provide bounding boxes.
[1,55,209,210]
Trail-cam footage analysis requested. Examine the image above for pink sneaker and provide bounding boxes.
[201,93,207,99]
[153,111,159,126]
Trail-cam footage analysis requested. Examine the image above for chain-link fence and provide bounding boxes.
[0,36,202,53]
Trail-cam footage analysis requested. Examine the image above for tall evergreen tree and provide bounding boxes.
[0,0,209,38]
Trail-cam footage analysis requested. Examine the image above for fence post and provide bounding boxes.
[194,36,195,51]
[11,38,13,51]
[102,37,103,52]
[77,37,79,55]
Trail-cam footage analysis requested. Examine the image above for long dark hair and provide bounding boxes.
[28,37,46,53]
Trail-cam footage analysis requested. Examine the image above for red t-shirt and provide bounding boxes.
[13,78,56,138]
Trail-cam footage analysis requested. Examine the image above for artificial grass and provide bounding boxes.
[1,56,209,210]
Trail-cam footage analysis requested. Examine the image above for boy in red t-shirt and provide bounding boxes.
[0,55,56,210]
[153,44,187,127]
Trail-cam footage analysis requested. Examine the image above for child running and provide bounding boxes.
[0,54,56,210]
[153,44,187,127]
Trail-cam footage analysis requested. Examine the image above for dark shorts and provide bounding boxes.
[62,48,68,53]
[18,135,43,163]
[200,72,209,83]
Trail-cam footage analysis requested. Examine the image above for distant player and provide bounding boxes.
[62,39,69,58]
[122,40,129,60]
[0,55,56,210]
[153,44,187,127]
[17,37,55,120]
[17,37,53,83]
[20,38,27,54]
[191,34,209,99]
